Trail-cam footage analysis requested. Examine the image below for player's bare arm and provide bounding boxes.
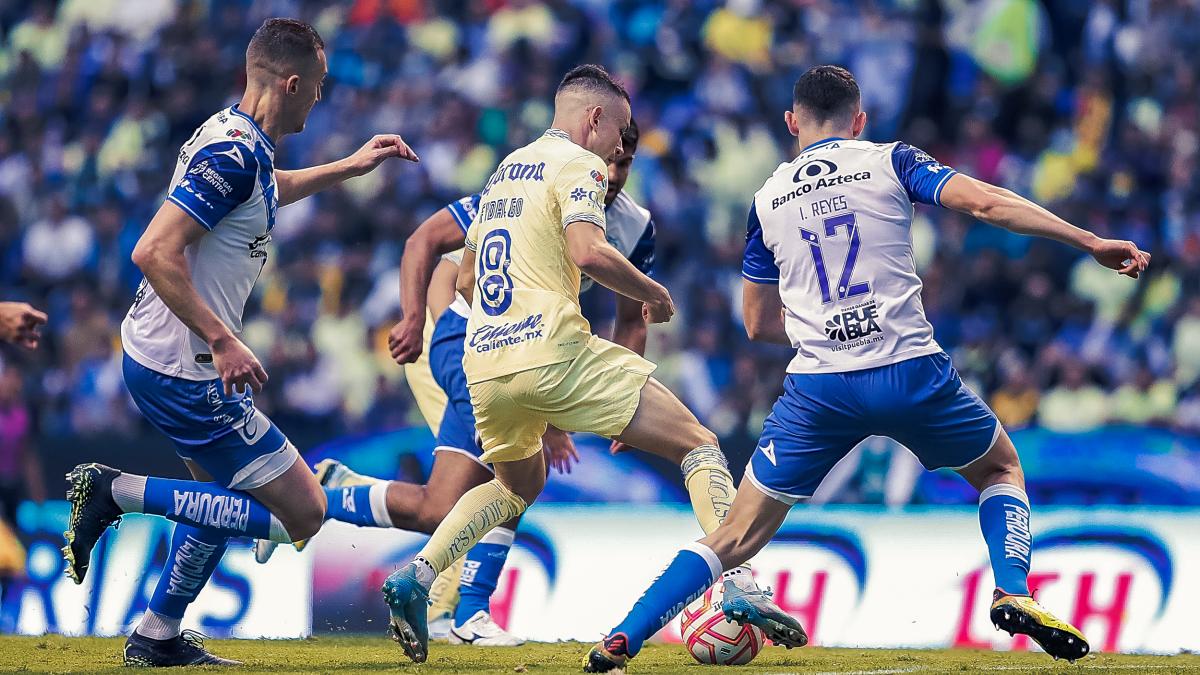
[132,202,267,396]
[390,208,468,364]
[0,301,47,349]
[456,246,477,306]
[939,174,1150,278]
[741,280,790,345]
[275,134,418,206]
[564,221,674,323]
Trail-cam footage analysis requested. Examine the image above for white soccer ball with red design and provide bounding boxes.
[680,582,766,665]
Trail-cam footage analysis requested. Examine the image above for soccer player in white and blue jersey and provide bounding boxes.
[305,120,658,646]
[585,66,1150,671]
[60,19,417,666]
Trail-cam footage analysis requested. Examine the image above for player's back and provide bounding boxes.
[463,129,609,384]
[746,137,956,375]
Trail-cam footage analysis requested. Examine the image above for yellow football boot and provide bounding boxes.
[991,590,1089,662]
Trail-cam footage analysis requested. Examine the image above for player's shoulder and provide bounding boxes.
[606,191,651,231]
[753,138,900,201]
[188,106,270,156]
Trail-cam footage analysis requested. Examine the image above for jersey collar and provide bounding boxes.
[800,136,845,153]
[229,104,276,152]
[543,128,571,141]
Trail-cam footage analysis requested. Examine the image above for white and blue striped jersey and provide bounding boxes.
[441,189,656,316]
[122,105,278,380]
[743,137,956,374]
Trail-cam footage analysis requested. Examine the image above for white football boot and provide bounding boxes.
[448,611,525,646]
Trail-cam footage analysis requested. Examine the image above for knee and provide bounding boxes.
[683,424,720,457]
[502,474,543,508]
[282,499,326,541]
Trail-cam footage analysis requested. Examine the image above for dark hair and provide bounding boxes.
[246,18,324,74]
[621,117,640,152]
[557,64,629,102]
[792,65,860,123]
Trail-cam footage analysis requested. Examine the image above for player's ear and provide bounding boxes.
[784,110,799,137]
[588,105,603,131]
[285,74,300,95]
[851,110,867,137]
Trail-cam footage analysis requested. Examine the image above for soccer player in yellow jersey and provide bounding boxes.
[380,65,805,663]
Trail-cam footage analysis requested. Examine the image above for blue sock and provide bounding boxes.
[609,543,721,656]
[140,524,227,638]
[111,473,290,542]
[978,483,1032,595]
[323,484,393,528]
[455,527,514,626]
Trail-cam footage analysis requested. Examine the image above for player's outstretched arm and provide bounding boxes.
[456,247,477,307]
[132,202,267,395]
[939,174,1151,278]
[742,280,791,345]
[388,208,468,364]
[0,301,47,349]
[275,134,418,206]
[564,221,675,323]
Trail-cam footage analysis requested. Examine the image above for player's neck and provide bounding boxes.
[548,116,588,151]
[795,126,851,154]
[237,88,286,143]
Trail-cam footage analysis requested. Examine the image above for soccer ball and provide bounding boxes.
[680,582,766,665]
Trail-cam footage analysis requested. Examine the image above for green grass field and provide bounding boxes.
[0,636,1196,674]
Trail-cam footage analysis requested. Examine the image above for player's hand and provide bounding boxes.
[643,285,675,324]
[345,134,420,176]
[609,440,636,455]
[542,426,580,475]
[387,317,424,365]
[211,335,268,396]
[0,302,47,349]
[1090,238,1150,279]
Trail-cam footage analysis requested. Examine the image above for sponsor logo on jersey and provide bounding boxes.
[248,233,271,260]
[771,160,872,210]
[570,187,603,208]
[825,300,884,350]
[187,158,235,197]
[469,314,545,353]
[226,128,247,139]
[481,161,546,195]
[590,169,606,186]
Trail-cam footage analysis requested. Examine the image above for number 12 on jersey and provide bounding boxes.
[800,212,870,304]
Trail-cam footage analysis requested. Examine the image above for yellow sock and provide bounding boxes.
[682,444,750,571]
[414,479,526,574]
[427,558,463,620]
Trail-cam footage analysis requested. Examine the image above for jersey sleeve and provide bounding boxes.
[742,203,779,284]
[445,193,481,234]
[629,219,656,274]
[891,142,957,206]
[167,141,259,230]
[555,155,608,230]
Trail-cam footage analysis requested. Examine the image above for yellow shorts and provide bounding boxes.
[469,335,656,464]
[403,311,447,434]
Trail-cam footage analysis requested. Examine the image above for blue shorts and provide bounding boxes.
[122,352,292,489]
[428,310,488,469]
[746,352,1000,503]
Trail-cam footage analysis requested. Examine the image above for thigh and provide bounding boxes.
[885,354,1000,471]
[246,453,322,522]
[123,352,290,489]
[743,374,868,502]
[469,374,547,465]
[543,336,656,439]
[430,317,487,465]
[613,377,711,462]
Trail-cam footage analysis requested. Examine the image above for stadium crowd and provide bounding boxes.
[0,0,1198,473]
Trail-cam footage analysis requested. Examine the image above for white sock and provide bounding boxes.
[111,474,147,512]
[722,565,756,591]
[413,556,437,589]
[368,482,394,527]
[136,609,182,640]
[479,526,516,547]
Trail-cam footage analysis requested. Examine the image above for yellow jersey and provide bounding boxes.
[463,129,609,384]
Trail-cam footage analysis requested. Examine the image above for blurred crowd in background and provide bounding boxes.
[0,0,1198,494]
